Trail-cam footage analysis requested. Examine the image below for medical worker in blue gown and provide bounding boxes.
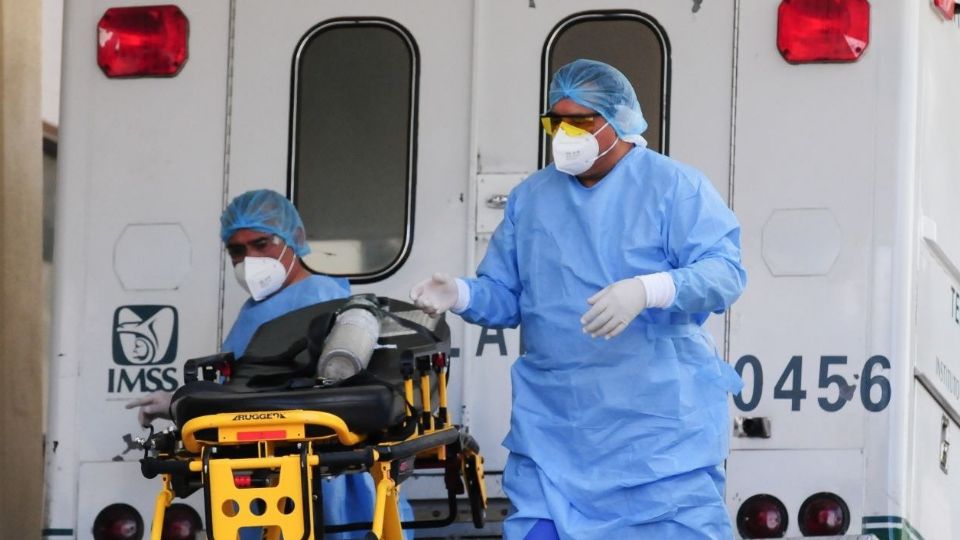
[128,189,413,539]
[410,60,747,540]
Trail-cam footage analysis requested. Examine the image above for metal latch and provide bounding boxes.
[733,416,771,438]
[940,415,950,474]
[485,194,508,210]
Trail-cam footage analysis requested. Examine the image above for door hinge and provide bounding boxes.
[940,415,950,474]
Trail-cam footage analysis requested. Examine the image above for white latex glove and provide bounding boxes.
[580,277,648,339]
[409,273,459,318]
[125,390,173,427]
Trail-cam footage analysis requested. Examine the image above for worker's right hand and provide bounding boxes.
[410,273,459,317]
[125,391,173,427]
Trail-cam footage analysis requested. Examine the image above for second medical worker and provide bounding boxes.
[411,60,747,539]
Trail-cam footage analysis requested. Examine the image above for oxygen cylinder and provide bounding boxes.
[317,295,381,380]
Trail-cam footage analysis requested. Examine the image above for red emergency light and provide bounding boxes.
[97,5,188,78]
[934,0,956,20]
[777,0,870,64]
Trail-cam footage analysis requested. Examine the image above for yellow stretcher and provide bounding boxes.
[139,297,487,540]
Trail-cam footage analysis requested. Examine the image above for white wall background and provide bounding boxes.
[42,0,62,127]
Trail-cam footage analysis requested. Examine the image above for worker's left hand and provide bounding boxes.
[581,277,648,339]
[410,273,460,318]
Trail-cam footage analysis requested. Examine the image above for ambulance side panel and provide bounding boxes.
[908,2,960,537]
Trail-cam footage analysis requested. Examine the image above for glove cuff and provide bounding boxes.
[636,272,676,309]
[452,278,471,313]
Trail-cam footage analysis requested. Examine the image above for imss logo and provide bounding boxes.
[108,305,179,393]
[112,305,178,365]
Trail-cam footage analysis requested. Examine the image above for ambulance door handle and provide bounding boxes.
[485,194,508,210]
[733,416,771,438]
[940,415,950,474]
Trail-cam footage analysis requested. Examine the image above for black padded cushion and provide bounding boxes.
[171,381,405,435]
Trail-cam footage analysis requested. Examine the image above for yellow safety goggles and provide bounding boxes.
[539,114,596,137]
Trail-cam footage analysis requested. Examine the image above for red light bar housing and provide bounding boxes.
[934,0,956,20]
[98,5,189,78]
[777,0,870,64]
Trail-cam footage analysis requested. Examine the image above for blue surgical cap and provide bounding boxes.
[548,59,648,146]
[220,189,310,256]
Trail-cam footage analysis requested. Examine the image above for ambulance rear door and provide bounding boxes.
[223,0,475,423]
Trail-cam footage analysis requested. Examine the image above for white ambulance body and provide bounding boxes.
[43,1,960,539]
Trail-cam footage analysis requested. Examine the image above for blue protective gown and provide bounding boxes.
[225,274,414,540]
[222,274,350,358]
[459,147,746,540]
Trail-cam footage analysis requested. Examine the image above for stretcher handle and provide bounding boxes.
[180,410,363,453]
[375,427,460,461]
[140,457,191,479]
[317,448,377,470]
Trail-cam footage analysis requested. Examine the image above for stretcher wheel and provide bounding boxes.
[464,455,486,528]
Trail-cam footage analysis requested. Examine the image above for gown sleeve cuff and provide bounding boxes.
[637,272,676,309]
[452,278,471,313]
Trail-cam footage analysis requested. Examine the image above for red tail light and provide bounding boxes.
[92,503,144,540]
[736,494,789,538]
[798,492,850,536]
[97,5,189,78]
[161,503,203,540]
[777,0,870,64]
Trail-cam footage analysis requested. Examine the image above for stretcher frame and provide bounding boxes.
[140,348,487,540]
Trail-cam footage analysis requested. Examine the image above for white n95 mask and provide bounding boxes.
[234,244,293,301]
[552,121,616,177]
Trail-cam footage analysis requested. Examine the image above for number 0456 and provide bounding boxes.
[732,354,891,413]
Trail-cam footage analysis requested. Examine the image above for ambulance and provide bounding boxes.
[43,1,960,538]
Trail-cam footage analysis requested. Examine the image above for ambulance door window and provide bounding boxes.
[540,12,669,166]
[290,20,418,281]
